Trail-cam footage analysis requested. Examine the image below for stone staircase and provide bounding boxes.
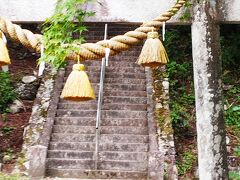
[45,23,152,179]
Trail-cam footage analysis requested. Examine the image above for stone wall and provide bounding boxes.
[14,67,64,178]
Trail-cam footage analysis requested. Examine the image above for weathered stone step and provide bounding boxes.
[45,168,147,179]
[51,134,95,143]
[82,60,142,68]
[51,134,149,143]
[59,96,147,105]
[56,110,147,118]
[64,72,146,80]
[54,117,147,127]
[58,83,146,92]
[47,159,148,171]
[66,66,145,74]
[59,90,146,99]
[99,151,148,162]
[47,159,94,169]
[52,125,148,135]
[49,142,95,151]
[58,85,145,95]
[47,150,147,162]
[58,103,97,110]
[88,72,146,79]
[64,76,146,85]
[103,96,147,104]
[104,90,147,97]
[49,142,148,152]
[98,160,148,171]
[58,103,147,111]
[48,150,93,159]
[67,58,141,69]
[52,125,95,134]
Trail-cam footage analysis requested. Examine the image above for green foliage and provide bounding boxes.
[0,72,17,113]
[176,151,197,176]
[165,25,240,178]
[225,104,240,128]
[229,171,240,180]
[41,0,95,68]
[221,32,240,71]
[0,126,15,135]
[0,113,8,122]
[2,148,14,162]
[179,0,192,22]
[170,94,194,130]
[164,27,194,130]
[234,146,240,157]
[0,173,28,180]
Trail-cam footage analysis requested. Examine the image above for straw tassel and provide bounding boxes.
[137,31,169,68]
[0,31,11,67]
[61,63,95,101]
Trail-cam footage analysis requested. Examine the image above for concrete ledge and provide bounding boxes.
[0,0,183,23]
[0,0,239,23]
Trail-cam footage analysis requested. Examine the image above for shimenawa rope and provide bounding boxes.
[0,0,186,61]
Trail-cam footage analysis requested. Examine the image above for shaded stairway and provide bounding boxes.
[45,23,152,179]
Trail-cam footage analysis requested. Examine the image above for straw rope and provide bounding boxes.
[0,0,186,61]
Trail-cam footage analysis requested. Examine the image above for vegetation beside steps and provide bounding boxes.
[153,25,240,179]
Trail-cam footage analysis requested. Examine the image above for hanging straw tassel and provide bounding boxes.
[137,31,169,68]
[61,63,96,101]
[0,31,11,67]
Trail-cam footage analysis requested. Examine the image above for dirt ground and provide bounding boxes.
[0,35,39,173]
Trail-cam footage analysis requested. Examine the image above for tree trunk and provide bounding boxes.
[191,0,229,179]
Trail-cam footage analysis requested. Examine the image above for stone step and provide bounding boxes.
[56,110,147,118]
[59,96,147,105]
[103,96,147,104]
[98,151,148,162]
[47,159,148,171]
[47,150,147,162]
[58,103,147,111]
[51,134,94,143]
[64,76,146,85]
[51,134,149,143]
[59,90,146,99]
[58,84,145,95]
[64,71,146,80]
[58,83,146,92]
[102,91,146,97]
[47,159,94,170]
[82,60,142,68]
[89,72,146,79]
[67,59,141,65]
[59,92,146,102]
[45,168,147,179]
[70,58,142,66]
[49,142,148,152]
[54,118,147,127]
[47,150,93,160]
[66,66,145,74]
[52,125,148,135]
[58,103,97,110]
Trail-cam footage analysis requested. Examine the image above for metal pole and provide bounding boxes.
[94,24,108,169]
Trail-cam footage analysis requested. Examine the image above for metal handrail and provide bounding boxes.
[94,24,108,169]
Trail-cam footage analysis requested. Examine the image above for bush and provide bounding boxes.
[0,72,16,113]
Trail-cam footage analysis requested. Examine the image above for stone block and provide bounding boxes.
[28,145,47,178]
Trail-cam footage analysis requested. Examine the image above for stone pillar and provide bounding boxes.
[191,0,228,179]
